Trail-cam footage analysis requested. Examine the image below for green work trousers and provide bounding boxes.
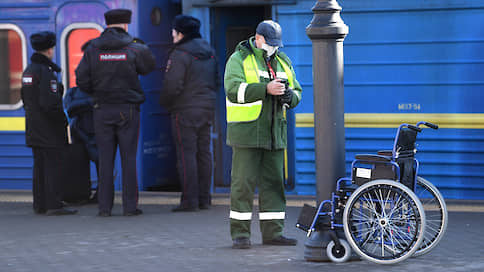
[230,147,286,241]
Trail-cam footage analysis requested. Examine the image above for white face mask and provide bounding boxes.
[261,43,279,57]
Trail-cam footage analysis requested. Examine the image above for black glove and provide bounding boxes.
[278,88,293,106]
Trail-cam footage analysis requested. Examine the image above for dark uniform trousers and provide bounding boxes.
[93,104,140,213]
[171,109,213,208]
[32,147,64,211]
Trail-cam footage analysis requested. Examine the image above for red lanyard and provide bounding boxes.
[266,60,276,79]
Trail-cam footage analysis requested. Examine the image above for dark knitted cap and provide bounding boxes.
[30,31,56,51]
[173,15,200,36]
[104,9,132,25]
[256,20,283,47]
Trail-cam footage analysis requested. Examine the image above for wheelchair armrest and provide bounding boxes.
[355,154,392,162]
[377,150,392,156]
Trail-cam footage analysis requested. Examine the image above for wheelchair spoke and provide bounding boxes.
[387,192,404,219]
[356,226,378,248]
[349,206,373,221]
[384,226,397,255]
[388,222,414,241]
[375,188,387,218]
[362,192,379,216]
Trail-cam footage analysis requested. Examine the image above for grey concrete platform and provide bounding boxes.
[0,190,483,272]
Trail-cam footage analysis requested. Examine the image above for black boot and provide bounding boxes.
[46,208,78,216]
[172,205,198,212]
[263,235,298,246]
[232,237,251,249]
[123,209,143,216]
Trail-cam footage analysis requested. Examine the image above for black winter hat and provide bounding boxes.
[104,9,132,25]
[173,15,200,36]
[30,31,56,51]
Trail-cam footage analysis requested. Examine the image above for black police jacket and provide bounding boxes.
[159,37,220,113]
[75,27,156,104]
[21,53,67,148]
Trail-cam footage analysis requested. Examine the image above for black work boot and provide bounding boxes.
[172,205,198,212]
[232,237,251,249]
[123,209,143,216]
[263,235,298,246]
[46,208,78,216]
[199,203,210,210]
[34,208,46,215]
[97,210,111,217]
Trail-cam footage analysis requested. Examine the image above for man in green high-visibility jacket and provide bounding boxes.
[224,20,303,249]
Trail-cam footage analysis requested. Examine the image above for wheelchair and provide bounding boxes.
[297,121,448,264]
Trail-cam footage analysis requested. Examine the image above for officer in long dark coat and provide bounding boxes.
[75,9,155,217]
[21,31,77,216]
[159,15,219,212]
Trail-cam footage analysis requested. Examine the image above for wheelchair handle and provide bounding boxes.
[408,124,422,132]
[416,121,439,130]
[424,122,439,129]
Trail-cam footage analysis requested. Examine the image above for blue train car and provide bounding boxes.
[286,0,484,199]
[185,0,484,199]
[1,0,483,200]
[0,0,182,191]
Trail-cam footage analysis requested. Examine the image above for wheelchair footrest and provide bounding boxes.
[296,204,317,232]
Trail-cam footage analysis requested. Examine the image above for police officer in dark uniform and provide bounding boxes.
[75,9,155,217]
[21,31,77,216]
[159,15,219,212]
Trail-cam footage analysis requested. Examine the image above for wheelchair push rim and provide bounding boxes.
[343,179,426,264]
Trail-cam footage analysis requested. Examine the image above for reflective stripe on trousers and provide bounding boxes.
[229,211,286,221]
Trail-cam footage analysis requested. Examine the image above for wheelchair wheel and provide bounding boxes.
[326,239,351,263]
[413,176,448,257]
[343,180,426,264]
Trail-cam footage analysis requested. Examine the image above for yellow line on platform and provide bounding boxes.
[296,113,484,129]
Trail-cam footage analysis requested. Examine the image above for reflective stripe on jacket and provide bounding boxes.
[226,54,295,123]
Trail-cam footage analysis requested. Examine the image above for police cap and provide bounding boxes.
[104,9,132,25]
[30,31,56,51]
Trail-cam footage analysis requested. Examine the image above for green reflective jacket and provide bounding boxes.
[224,37,302,150]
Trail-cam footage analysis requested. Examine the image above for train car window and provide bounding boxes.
[60,23,103,89]
[0,24,27,110]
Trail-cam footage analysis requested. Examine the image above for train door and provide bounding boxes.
[136,0,182,191]
[210,6,270,189]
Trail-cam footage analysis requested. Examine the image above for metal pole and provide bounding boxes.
[304,0,349,261]
[306,0,348,203]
